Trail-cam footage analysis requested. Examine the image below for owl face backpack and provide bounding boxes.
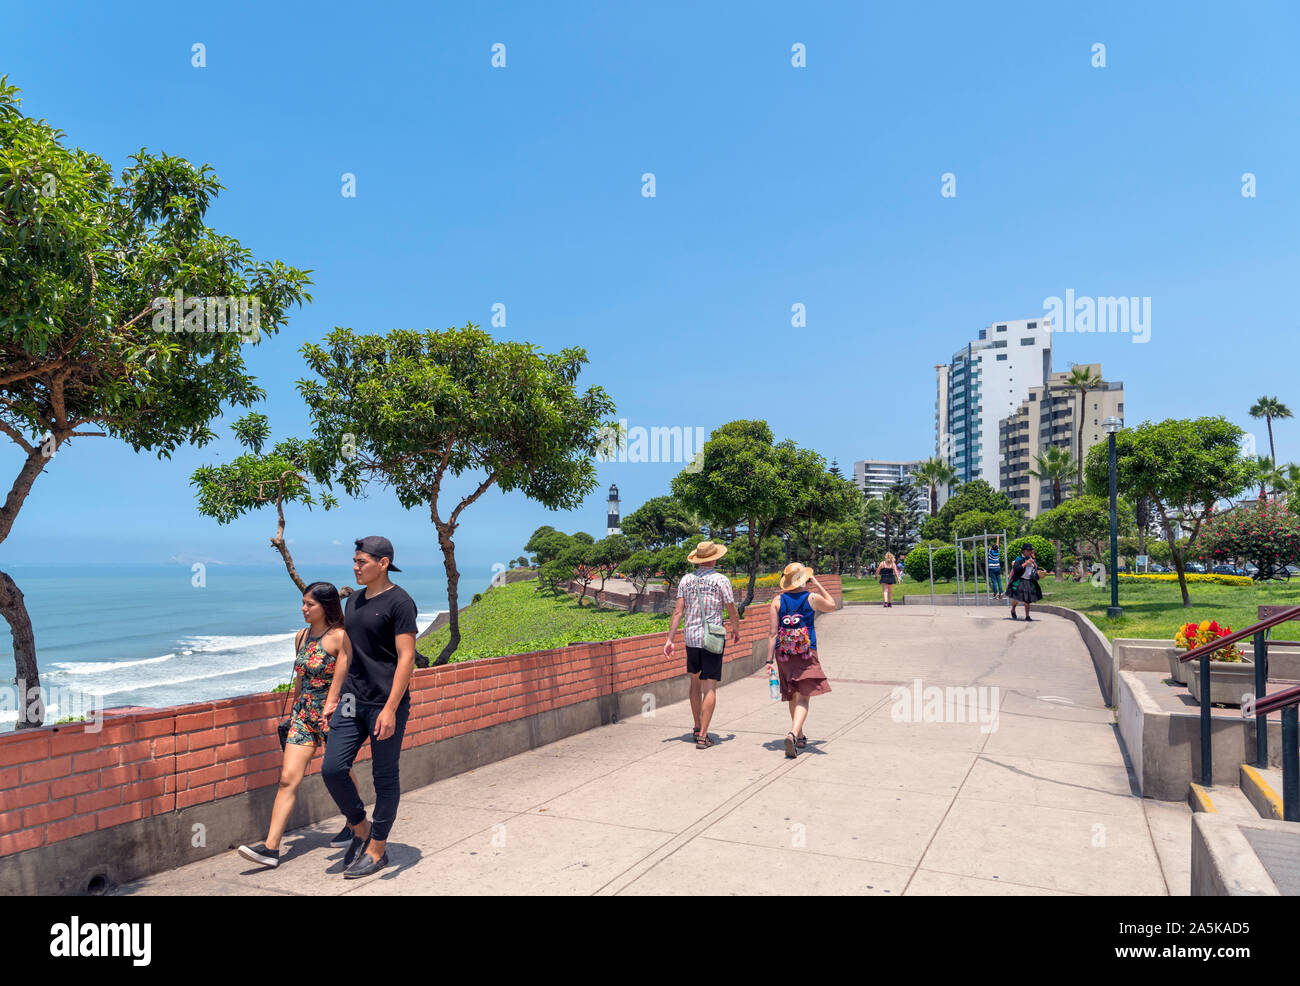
[774,593,813,662]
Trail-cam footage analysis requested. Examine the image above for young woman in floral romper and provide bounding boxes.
[238,582,351,868]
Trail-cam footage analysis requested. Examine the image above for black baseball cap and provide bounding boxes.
[354,535,401,572]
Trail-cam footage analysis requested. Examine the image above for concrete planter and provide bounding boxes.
[1185,659,1256,707]
[1169,650,1190,685]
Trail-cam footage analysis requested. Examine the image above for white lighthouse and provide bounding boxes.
[606,484,621,536]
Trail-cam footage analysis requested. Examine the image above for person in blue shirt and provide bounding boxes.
[988,541,1003,599]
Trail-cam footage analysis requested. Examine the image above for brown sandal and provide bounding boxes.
[784,732,798,758]
[695,732,713,749]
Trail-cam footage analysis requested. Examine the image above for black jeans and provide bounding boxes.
[322,697,409,843]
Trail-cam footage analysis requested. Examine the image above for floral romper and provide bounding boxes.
[286,630,337,746]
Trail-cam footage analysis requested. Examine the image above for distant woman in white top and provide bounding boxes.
[877,551,900,608]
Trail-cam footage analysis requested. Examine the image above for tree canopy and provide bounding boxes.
[298,325,615,663]
[0,77,312,724]
[1084,417,1252,604]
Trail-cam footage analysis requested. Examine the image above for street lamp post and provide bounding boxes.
[782,532,790,566]
[1104,416,1123,618]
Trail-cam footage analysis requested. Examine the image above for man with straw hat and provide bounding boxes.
[664,540,741,749]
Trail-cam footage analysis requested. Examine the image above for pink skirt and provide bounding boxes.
[777,648,832,700]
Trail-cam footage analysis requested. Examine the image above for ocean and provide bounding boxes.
[0,563,494,729]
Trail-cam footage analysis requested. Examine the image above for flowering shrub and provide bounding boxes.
[1200,502,1300,577]
[1119,572,1252,586]
[1174,619,1243,662]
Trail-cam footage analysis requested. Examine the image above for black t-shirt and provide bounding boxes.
[343,584,418,706]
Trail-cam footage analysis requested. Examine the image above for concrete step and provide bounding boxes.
[1188,781,1266,821]
[1240,764,1286,821]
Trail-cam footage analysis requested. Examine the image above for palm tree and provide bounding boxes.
[912,457,958,517]
[1253,456,1293,503]
[1249,396,1292,464]
[1027,446,1076,508]
[878,491,906,556]
[1066,365,1103,491]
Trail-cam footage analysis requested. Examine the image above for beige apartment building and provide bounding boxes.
[998,363,1125,517]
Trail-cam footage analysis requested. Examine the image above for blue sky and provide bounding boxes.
[3,0,1298,573]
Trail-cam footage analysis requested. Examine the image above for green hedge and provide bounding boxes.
[905,546,956,582]
[1006,535,1056,573]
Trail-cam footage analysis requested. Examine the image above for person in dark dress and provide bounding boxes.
[1007,544,1043,621]
[877,551,900,607]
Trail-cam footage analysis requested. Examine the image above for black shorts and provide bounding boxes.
[686,645,723,681]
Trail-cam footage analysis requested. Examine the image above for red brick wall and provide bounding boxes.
[0,576,839,859]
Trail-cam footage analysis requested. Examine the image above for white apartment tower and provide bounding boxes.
[936,317,1053,491]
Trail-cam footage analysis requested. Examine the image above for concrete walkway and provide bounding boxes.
[116,605,1191,896]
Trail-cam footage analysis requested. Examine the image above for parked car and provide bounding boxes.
[1212,564,1243,576]
[1149,564,1168,573]
[1185,563,1207,574]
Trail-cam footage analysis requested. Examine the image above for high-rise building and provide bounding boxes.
[853,460,922,500]
[998,364,1125,517]
[936,317,1053,492]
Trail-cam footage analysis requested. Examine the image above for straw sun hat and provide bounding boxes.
[687,540,727,564]
[778,562,813,591]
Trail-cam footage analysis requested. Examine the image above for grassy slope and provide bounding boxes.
[840,575,1300,643]
[416,580,671,663]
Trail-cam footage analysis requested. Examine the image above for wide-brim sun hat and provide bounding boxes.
[779,562,812,591]
[687,540,727,564]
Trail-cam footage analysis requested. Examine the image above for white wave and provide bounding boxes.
[85,655,296,697]
[180,631,297,653]
[50,654,177,676]
[0,704,59,723]
[416,610,446,632]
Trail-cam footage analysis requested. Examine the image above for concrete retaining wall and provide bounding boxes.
[1116,669,1286,800]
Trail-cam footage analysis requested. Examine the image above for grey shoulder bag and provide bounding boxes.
[693,573,727,654]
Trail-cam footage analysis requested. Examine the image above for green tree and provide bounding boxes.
[1084,417,1252,605]
[621,549,659,612]
[0,79,312,725]
[588,533,632,607]
[620,495,694,550]
[191,413,338,593]
[527,529,575,568]
[657,540,697,600]
[1032,495,1132,578]
[571,531,595,546]
[672,420,814,615]
[298,325,615,664]
[927,479,1015,541]
[1249,396,1292,464]
[952,509,1023,542]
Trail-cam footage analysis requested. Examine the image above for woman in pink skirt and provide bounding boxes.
[767,563,836,758]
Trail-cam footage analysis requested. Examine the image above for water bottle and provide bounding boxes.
[769,664,781,701]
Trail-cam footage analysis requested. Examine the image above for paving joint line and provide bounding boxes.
[592,689,896,896]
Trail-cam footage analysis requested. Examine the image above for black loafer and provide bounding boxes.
[342,835,370,868]
[344,851,388,879]
[329,824,354,848]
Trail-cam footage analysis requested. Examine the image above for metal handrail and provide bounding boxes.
[1255,685,1300,716]
[1178,604,1300,662]
[1173,603,1300,820]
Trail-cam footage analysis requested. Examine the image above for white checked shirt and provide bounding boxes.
[676,568,735,648]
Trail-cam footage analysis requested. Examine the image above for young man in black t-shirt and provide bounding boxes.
[321,536,418,878]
